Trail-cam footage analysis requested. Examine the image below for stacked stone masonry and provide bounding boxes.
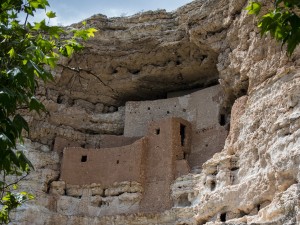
[58,85,227,215]
[60,117,192,214]
[125,85,228,168]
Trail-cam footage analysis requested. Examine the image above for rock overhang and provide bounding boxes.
[52,7,220,107]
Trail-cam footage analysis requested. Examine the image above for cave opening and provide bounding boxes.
[220,213,226,222]
[219,114,226,126]
[210,180,216,191]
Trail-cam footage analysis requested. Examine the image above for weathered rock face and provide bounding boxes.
[11,0,300,224]
[51,8,219,105]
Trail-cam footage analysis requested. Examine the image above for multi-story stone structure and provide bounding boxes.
[57,84,227,215]
[124,84,228,168]
[61,117,191,213]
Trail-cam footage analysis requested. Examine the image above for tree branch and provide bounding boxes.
[57,64,118,94]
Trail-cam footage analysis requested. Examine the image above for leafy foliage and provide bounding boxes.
[245,1,262,15]
[0,190,34,224]
[0,0,97,223]
[246,0,300,55]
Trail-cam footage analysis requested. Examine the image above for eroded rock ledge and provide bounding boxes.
[13,0,300,224]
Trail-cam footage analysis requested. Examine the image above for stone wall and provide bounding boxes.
[53,135,139,155]
[125,85,228,168]
[140,118,191,212]
[60,139,146,186]
[60,117,191,215]
[124,85,223,137]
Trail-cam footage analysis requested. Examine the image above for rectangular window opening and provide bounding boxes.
[81,155,87,162]
[155,128,160,135]
[180,124,186,146]
[219,114,226,126]
[183,152,188,159]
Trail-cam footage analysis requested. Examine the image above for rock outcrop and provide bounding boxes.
[11,0,300,224]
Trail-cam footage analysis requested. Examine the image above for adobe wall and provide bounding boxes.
[53,135,139,155]
[59,117,191,214]
[140,118,191,212]
[53,136,82,155]
[99,135,139,148]
[124,85,222,137]
[124,85,228,169]
[60,138,146,186]
[189,126,228,168]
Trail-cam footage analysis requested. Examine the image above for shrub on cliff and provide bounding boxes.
[0,0,96,223]
[246,0,300,55]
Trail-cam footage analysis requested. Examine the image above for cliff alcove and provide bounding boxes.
[13,0,300,224]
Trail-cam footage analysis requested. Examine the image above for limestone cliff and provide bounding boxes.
[11,0,300,224]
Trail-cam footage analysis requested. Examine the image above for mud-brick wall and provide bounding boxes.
[124,85,228,168]
[140,118,191,212]
[60,139,147,186]
[60,118,191,215]
[124,85,223,137]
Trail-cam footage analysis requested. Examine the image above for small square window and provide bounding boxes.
[155,128,160,135]
[81,155,87,162]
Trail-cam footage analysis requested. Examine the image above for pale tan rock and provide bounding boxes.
[65,184,84,197]
[50,181,65,195]
[104,182,143,196]
[10,0,300,224]
[90,183,103,196]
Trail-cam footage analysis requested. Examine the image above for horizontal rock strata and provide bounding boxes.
[12,0,300,224]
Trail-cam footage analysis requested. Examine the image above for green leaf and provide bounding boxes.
[44,55,58,68]
[13,114,29,133]
[33,19,47,31]
[74,28,98,40]
[8,48,15,58]
[24,6,35,16]
[27,193,34,200]
[275,26,284,40]
[29,60,52,81]
[48,26,64,38]
[65,45,74,57]
[0,134,14,149]
[6,149,20,168]
[87,28,98,38]
[0,91,11,107]
[29,97,46,113]
[46,11,56,18]
[245,1,262,15]
[28,0,49,9]
[37,38,54,52]
[17,151,34,172]
[287,29,300,56]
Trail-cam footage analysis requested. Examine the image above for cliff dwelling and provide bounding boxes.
[60,117,191,214]
[12,1,300,224]
[52,84,228,216]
